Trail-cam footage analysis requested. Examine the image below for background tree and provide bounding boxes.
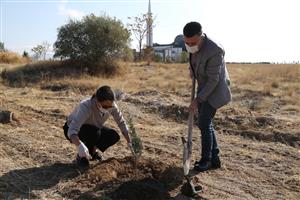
[180,51,189,63]
[31,42,50,60]
[0,42,5,52]
[31,45,44,60]
[54,14,130,63]
[41,41,51,60]
[22,51,29,58]
[127,13,154,61]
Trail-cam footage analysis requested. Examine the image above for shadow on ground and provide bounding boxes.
[0,162,79,199]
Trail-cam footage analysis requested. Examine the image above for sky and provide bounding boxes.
[1,0,300,63]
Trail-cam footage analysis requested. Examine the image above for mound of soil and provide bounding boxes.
[63,157,184,200]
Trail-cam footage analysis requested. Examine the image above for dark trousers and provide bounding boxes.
[197,101,219,161]
[63,122,120,155]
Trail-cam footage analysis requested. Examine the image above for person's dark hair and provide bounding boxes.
[92,85,115,102]
[183,22,202,37]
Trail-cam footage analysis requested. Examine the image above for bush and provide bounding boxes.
[180,51,189,63]
[54,14,131,63]
[154,54,163,62]
[121,48,134,62]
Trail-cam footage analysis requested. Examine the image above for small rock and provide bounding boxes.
[0,111,12,123]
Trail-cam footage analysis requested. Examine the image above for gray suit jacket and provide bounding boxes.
[189,34,231,109]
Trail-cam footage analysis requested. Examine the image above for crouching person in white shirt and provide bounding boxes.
[63,85,132,167]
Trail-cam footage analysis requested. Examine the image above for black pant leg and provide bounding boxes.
[96,126,120,152]
[198,101,217,161]
[77,124,101,154]
[63,122,71,142]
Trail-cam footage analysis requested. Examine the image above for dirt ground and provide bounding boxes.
[0,63,299,199]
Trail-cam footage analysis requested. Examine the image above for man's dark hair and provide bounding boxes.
[93,85,115,102]
[183,22,202,37]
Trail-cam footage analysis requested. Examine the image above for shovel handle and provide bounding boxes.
[191,78,196,102]
[183,78,196,176]
[187,78,196,152]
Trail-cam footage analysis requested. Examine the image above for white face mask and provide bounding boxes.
[96,102,108,113]
[185,43,199,54]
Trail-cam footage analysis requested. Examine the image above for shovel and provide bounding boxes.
[181,77,201,197]
[182,77,195,176]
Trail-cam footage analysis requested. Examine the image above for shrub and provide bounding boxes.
[54,14,131,63]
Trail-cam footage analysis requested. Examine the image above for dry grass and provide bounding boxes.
[51,62,300,100]
[229,63,300,89]
[0,62,299,199]
[47,62,190,94]
[227,64,300,111]
[3,61,299,107]
[1,60,125,87]
[2,61,299,97]
[0,51,30,64]
[1,61,299,117]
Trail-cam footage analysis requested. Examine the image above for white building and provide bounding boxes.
[146,0,186,62]
[153,44,183,62]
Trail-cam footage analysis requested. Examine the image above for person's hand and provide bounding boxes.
[77,141,90,158]
[189,99,198,114]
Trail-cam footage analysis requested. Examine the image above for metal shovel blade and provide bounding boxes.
[181,176,202,197]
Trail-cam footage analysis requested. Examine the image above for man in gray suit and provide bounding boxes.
[183,22,231,172]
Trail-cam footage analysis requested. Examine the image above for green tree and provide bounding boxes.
[0,42,5,52]
[22,51,29,58]
[54,14,130,63]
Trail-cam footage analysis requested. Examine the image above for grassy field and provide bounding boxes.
[0,62,299,199]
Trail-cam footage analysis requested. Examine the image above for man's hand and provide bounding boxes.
[77,141,91,158]
[189,99,198,114]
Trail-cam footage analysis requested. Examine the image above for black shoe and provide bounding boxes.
[211,156,221,169]
[76,155,90,168]
[193,159,212,172]
[91,151,102,161]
